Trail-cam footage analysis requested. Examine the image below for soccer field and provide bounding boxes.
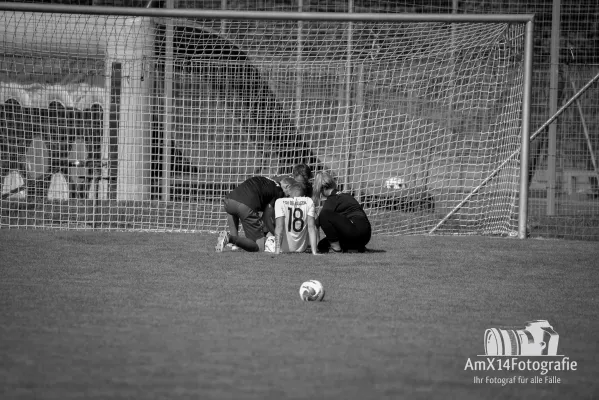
[1,230,597,400]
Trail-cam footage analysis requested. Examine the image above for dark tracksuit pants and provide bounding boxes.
[317,209,371,252]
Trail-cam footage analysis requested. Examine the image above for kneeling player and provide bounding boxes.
[216,176,290,253]
[273,183,320,255]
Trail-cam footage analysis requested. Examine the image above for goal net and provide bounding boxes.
[0,7,532,236]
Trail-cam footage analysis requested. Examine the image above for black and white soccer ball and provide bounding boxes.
[299,280,325,301]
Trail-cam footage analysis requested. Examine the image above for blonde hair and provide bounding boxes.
[312,172,337,206]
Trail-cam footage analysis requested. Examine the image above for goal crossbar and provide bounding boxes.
[0,3,535,23]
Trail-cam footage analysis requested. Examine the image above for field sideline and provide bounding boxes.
[1,230,598,400]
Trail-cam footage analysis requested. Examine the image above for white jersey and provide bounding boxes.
[274,196,315,253]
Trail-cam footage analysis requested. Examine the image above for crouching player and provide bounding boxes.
[273,182,320,255]
[216,176,291,253]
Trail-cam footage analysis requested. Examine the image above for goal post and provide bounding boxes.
[0,4,534,237]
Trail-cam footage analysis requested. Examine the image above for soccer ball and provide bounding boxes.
[299,280,325,301]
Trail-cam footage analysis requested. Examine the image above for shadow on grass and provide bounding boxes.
[364,248,386,253]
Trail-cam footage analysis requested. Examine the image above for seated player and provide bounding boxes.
[272,182,320,255]
[216,176,292,253]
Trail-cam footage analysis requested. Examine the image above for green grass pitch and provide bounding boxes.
[0,230,597,399]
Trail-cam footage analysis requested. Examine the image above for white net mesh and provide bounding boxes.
[0,11,527,235]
